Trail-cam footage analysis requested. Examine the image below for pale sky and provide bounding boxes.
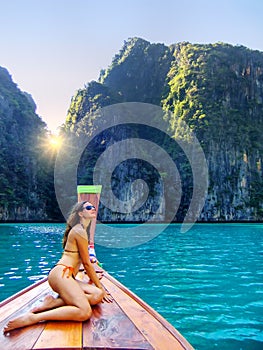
[1,0,262,133]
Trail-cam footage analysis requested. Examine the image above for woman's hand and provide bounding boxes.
[101,288,113,303]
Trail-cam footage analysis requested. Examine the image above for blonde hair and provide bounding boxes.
[62,201,87,248]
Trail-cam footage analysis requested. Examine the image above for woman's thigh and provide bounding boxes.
[77,279,101,295]
[48,266,88,307]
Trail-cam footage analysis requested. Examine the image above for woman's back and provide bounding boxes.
[58,224,85,274]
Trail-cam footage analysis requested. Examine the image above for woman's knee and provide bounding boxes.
[89,288,104,305]
[78,303,92,321]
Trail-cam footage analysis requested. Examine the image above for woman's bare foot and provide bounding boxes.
[31,295,57,313]
[4,312,36,333]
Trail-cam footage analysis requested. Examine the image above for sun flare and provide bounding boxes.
[40,133,63,157]
[49,134,62,149]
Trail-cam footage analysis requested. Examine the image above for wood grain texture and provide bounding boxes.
[101,272,194,350]
[0,268,194,349]
[0,279,50,350]
[33,321,82,349]
[83,300,153,349]
[0,279,50,321]
[0,323,45,350]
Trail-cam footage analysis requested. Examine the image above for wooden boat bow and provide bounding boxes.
[0,266,194,350]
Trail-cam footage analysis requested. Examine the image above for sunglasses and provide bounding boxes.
[83,205,96,211]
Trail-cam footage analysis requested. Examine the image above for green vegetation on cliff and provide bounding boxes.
[1,37,262,221]
[99,37,173,104]
[0,67,60,221]
[162,42,263,219]
[65,38,263,221]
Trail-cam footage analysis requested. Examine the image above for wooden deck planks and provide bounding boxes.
[0,279,51,350]
[102,272,194,350]
[0,269,193,350]
[0,279,50,321]
[33,321,82,350]
[83,300,153,349]
[0,323,46,350]
[0,279,83,350]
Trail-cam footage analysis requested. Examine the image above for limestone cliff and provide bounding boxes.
[0,67,60,221]
[65,38,263,222]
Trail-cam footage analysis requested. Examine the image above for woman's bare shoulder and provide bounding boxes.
[70,224,87,240]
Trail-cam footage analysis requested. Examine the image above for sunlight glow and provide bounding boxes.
[40,133,63,158]
[49,134,62,149]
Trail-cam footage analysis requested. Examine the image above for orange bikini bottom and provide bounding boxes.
[56,264,75,279]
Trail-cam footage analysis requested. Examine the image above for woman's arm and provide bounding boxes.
[74,228,112,302]
[75,232,103,289]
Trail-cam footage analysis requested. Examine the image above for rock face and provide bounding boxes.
[163,42,263,221]
[1,37,263,222]
[65,38,263,222]
[0,67,60,221]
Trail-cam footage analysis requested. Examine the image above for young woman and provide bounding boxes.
[4,201,112,334]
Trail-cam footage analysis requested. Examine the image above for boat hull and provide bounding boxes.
[0,267,194,350]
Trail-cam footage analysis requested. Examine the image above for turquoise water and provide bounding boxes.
[0,223,262,350]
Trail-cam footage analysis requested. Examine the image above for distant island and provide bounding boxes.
[0,37,262,222]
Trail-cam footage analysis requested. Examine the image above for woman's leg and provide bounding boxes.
[31,279,103,313]
[77,280,104,305]
[4,302,92,334]
[32,276,104,313]
[31,294,65,313]
[4,267,92,333]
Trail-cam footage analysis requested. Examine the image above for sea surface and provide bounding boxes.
[0,223,262,350]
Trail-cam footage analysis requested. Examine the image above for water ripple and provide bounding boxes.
[0,223,262,350]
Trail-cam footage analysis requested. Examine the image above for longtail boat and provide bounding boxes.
[0,185,194,349]
[0,265,194,350]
